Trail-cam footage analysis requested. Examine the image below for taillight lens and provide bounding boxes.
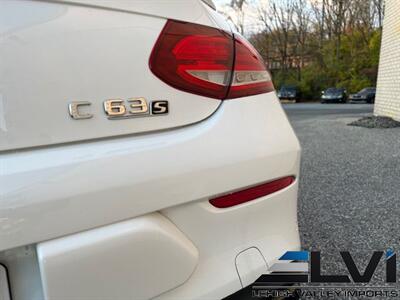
[150,20,274,100]
[226,35,274,99]
[149,20,234,99]
[209,176,295,208]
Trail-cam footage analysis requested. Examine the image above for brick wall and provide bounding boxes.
[374,0,400,121]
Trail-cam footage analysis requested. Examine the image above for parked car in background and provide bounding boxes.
[321,87,347,103]
[277,85,299,101]
[349,87,376,104]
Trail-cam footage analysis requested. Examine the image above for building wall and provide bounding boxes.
[374,0,400,121]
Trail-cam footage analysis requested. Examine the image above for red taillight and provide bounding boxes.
[149,20,274,100]
[149,20,234,99]
[209,176,295,208]
[226,35,275,99]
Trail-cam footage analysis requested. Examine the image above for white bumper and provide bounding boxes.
[0,92,301,299]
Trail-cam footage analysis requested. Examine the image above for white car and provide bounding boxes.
[0,1,301,299]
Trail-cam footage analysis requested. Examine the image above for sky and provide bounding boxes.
[213,0,266,36]
[213,0,231,7]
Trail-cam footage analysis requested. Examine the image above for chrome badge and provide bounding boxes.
[68,98,168,120]
[68,101,93,119]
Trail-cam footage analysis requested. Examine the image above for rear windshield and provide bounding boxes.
[326,88,344,94]
[280,86,296,92]
[359,88,375,94]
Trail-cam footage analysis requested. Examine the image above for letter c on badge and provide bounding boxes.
[69,101,93,119]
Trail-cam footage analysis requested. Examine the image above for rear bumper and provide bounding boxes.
[349,98,367,103]
[0,93,301,299]
[0,93,300,251]
[321,98,344,103]
[159,178,300,300]
[279,96,297,100]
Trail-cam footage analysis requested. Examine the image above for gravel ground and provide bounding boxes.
[228,104,400,300]
[288,107,400,292]
[349,116,400,128]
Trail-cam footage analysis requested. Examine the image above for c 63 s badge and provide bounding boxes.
[68,98,168,120]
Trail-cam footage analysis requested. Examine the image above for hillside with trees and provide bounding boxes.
[221,0,384,100]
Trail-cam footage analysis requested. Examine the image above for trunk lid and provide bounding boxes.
[0,0,225,151]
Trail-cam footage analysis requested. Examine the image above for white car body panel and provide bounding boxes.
[0,1,301,299]
[37,213,199,300]
[0,264,11,300]
[55,0,228,30]
[0,0,223,151]
[0,94,299,251]
[157,181,299,299]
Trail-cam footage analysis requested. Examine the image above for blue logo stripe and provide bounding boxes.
[386,249,395,259]
[279,251,309,261]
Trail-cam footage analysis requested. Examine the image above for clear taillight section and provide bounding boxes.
[149,20,274,100]
[227,35,274,99]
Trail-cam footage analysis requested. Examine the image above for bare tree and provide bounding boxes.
[258,0,295,75]
[372,0,385,28]
[220,0,247,35]
[321,0,350,61]
[310,0,327,49]
[291,0,312,79]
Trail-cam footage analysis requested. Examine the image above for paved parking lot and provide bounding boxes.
[284,103,373,121]
[284,103,400,282]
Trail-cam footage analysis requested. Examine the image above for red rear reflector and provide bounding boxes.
[209,176,295,208]
[150,20,274,99]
